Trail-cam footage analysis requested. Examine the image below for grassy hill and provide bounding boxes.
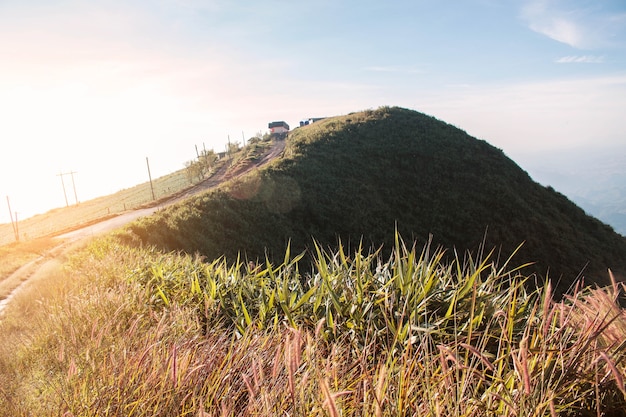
[3,106,626,416]
[123,106,626,295]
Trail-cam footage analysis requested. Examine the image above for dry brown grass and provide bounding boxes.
[0,164,218,303]
[0,237,61,299]
[0,168,193,246]
[0,237,58,274]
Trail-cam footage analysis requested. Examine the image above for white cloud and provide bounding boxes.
[555,55,604,63]
[521,1,586,48]
[520,0,626,49]
[363,66,423,74]
[539,18,585,48]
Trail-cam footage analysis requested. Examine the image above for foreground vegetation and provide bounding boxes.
[1,235,625,416]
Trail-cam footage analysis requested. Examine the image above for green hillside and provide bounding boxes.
[4,107,626,415]
[123,106,626,295]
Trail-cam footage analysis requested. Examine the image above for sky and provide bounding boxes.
[1,0,625,225]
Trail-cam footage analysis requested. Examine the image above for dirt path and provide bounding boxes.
[0,139,287,315]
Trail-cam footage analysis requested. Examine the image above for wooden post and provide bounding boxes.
[227,135,232,164]
[69,170,78,205]
[6,196,18,242]
[146,157,156,201]
[58,171,69,207]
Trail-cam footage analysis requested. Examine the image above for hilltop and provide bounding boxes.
[3,106,626,416]
[124,106,626,295]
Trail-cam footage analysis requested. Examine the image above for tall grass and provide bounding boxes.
[0,234,624,416]
[0,237,61,301]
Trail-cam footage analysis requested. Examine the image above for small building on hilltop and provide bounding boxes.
[299,117,325,127]
[268,121,290,134]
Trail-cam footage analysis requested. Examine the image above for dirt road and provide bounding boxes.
[0,139,286,315]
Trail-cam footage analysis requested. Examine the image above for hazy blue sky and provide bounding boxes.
[1,0,625,222]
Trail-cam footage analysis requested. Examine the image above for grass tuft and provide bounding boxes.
[0,234,625,415]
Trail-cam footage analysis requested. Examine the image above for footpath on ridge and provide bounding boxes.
[0,139,287,315]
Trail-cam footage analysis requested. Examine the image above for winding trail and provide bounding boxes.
[0,139,286,315]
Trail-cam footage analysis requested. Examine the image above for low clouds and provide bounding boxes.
[363,66,423,74]
[555,55,604,63]
[416,74,626,154]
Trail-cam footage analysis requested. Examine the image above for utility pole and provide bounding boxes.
[57,171,69,207]
[6,196,18,242]
[146,157,156,201]
[57,171,79,206]
[69,170,78,205]
[242,131,246,148]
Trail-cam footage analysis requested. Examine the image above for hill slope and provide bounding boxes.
[124,106,626,295]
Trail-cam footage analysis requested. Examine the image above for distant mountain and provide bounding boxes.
[518,147,626,237]
[125,107,626,296]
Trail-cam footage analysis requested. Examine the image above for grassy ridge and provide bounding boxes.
[124,107,626,295]
[1,236,625,415]
[2,106,626,415]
